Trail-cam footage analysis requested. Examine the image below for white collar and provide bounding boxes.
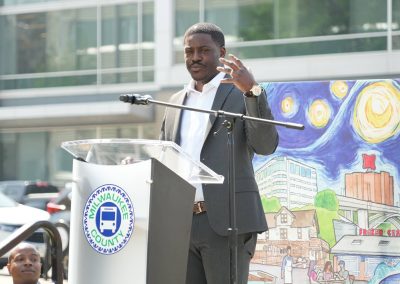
[186,72,225,94]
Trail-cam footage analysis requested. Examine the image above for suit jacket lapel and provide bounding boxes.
[170,90,187,144]
[168,79,234,145]
[203,82,234,141]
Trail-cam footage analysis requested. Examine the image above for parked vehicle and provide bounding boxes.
[0,180,60,210]
[0,192,50,269]
[46,183,72,215]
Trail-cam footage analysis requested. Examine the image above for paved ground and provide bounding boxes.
[0,267,68,283]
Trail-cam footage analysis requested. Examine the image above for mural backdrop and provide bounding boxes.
[249,79,400,284]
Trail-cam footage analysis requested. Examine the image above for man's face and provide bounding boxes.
[184,33,226,87]
[7,247,41,283]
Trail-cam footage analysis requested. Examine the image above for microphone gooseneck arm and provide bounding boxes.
[119,94,305,130]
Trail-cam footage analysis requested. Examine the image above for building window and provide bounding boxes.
[0,1,155,90]
[281,213,288,224]
[1,0,61,6]
[280,228,288,240]
[297,228,302,239]
[174,0,393,62]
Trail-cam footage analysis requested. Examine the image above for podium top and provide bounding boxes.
[61,139,224,184]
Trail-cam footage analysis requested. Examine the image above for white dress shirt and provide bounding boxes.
[180,72,225,202]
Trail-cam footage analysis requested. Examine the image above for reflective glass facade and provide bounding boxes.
[1,0,63,5]
[174,0,400,62]
[0,124,157,182]
[0,0,154,89]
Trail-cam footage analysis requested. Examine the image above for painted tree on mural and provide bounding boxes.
[314,189,340,247]
[314,189,339,211]
[261,196,281,213]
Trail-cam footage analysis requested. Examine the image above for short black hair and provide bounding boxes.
[8,243,40,263]
[184,22,225,47]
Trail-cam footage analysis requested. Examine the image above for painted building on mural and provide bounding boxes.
[255,156,318,209]
[331,235,400,283]
[345,171,394,206]
[253,207,329,268]
[344,153,395,206]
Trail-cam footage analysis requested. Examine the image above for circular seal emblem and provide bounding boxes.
[83,184,134,255]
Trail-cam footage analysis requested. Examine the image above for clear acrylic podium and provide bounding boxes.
[62,139,223,284]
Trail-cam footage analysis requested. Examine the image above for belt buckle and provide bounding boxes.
[197,202,203,214]
[194,201,204,214]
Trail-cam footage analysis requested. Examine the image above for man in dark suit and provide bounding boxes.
[160,22,279,284]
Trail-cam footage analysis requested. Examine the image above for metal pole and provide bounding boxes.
[225,118,238,284]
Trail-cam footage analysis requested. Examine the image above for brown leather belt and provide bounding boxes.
[193,201,206,214]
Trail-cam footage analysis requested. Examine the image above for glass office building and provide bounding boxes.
[0,0,399,183]
[255,156,318,208]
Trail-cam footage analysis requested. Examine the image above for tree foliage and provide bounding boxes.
[316,207,340,248]
[314,189,339,211]
[261,196,281,213]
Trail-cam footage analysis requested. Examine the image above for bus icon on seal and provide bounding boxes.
[100,206,117,234]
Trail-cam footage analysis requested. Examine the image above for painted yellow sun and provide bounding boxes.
[353,81,400,143]
[281,97,294,114]
[280,96,299,118]
[331,80,349,99]
[308,99,331,128]
[281,97,294,113]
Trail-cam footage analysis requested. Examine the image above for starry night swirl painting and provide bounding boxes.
[250,79,400,284]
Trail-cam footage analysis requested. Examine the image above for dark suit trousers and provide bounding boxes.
[186,212,257,284]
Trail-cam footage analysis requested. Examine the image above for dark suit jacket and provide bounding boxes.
[160,82,279,236]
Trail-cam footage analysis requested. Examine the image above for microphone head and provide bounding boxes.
[119,94,130,102]
[119,93,151,105]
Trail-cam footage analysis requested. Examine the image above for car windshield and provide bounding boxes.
[0,192,17,207]
[26,182,59,194]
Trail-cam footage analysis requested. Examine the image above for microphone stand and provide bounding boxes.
[120,94,304,284]
[120,94,304,129]
[225,116,237,284]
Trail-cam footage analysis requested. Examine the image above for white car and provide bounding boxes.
[0,191,50,269]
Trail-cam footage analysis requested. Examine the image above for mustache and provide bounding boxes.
[189,61,206,68]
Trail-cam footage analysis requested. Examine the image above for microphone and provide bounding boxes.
[119,94,152,105]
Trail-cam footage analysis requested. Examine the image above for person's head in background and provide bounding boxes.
[7,243,41,284]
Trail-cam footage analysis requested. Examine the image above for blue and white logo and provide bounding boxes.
[83,184,134,255]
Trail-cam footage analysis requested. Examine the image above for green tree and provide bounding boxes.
[377,222,395,233]
[261,196,281,213]
[314,189,340,247]
[316,207,339,247]
[314,189,339,211]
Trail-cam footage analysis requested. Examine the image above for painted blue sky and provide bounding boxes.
[254,79,400,201]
